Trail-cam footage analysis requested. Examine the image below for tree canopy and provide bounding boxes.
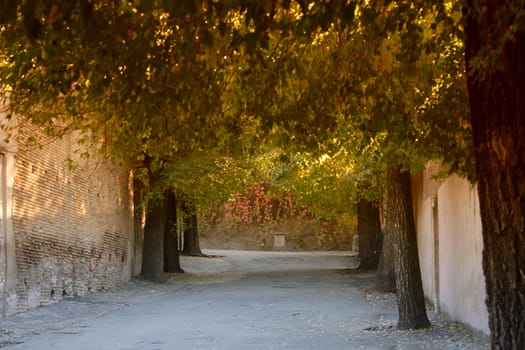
[3,1,525,346]
[1,1,471,187]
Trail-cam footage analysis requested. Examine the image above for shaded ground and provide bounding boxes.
[0,250,489,349]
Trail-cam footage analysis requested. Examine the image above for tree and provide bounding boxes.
[464,1,525,348]
[132,177,145,276]
[386,166,430,329]
[0,1,250,281]
[350,3,471,329]
[216,3,463,328]
[181,201,204,257]
[3,1,525,345]
[248,12,454,328]
[141,172,167,281]
[375,226,396,292]
[164,190,184,273]
[357,197,381,270]
[0,1,453,330]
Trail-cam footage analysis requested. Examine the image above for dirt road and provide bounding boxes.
[0,250,489,349]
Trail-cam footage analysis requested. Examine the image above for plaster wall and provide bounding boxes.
[437,175,488,334]
[412,169,489,334]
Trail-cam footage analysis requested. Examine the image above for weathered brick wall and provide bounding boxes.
[9,129,134,314]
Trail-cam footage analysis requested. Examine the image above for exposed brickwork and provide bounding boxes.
[10,130,133,313]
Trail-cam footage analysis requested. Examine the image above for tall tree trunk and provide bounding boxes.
[141,196,166,281]
[376,206,396,293]
[357,198,381,270]
[465,3,525,348]
[182,203,203,256]
[141,172,166,281]
[375,230,395,292]
[132,176,145,277]
[387,165,430,330]
[164,191,184,273]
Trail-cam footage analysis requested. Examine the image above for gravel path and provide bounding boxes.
[0,250,489,349]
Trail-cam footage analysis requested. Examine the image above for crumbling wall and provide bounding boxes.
[6,129,134,315]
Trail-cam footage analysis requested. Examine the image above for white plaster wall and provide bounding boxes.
[437,175,489,334]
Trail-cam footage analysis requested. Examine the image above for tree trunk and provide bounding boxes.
[387,165,430,330]
[164,191,184,273]
[140,170,166,281]
[375,227,395,292]
[182,203,203,256]
[141,191,166,281]
[465,3,525,348]
[376,199,395,292]
[357,198,381,270]
[132,176,145,277]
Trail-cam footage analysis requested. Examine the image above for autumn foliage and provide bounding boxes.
[204,181,354,251]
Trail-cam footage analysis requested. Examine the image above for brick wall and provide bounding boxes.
[7,128,134,314]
